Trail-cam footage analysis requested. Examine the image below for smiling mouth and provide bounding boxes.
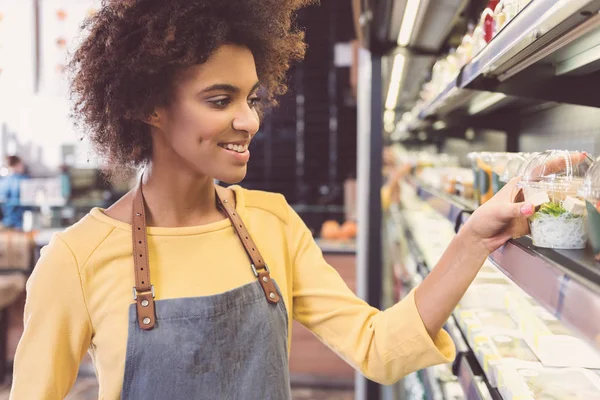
[218,143,249,153]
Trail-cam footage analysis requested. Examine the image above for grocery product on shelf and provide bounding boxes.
[477,152,494,204]
[490,152,511,194]
[500,153,530,186]
[458,282,514,310]
[498,364,600,400]
[505,289,600,369]
[320,220,341,240]
[579,158,600,260]
[520,150,594,250]
[483,1,499,43]
[458,308,518,344]
[473,331,539,387]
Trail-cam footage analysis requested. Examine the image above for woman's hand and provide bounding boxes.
[461,178,534,254]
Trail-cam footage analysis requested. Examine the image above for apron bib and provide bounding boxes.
[120,181,291,399]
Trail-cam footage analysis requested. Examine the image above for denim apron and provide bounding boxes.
[121,182,291,400]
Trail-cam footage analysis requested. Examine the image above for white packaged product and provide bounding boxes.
[506,290,600,369]
[472,331,539,387]
[499,364,600,400]
[459,283,513,310]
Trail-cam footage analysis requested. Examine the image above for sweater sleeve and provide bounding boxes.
[288,205,455,385]
[10,234,93,400]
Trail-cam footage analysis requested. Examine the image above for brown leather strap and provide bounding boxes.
[215,191,280,304]
[132,178,156,330]
[131,180,279,330]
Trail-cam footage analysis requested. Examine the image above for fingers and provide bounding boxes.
[499,201,534,221]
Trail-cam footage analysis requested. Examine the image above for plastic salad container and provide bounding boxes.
[520,150,594,250]
[500,153,528,187]
[579,158,600,260]
[489,152,511,194]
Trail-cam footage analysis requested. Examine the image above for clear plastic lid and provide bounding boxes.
[520,150,593,192]
[500,153,528,183]
[579,157,600,200]
[489,152,511,174]
[516,152,539,177]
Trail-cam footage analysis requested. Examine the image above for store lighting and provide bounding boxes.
[384,110,396,125]
[397,0,422,47]
[433,120,447,130]
[468,93,508,115]
[385,53,406,110]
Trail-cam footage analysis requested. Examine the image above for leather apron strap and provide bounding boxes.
[131,178,279,331]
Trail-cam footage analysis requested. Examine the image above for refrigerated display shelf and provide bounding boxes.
[412,181,600,350]
[409,180,475,232]
[490,236,600,350]
[392,208,500,400]
[415,0,600,120]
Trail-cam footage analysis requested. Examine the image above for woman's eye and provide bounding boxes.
[210,98,231,108]
[249,97,262,108]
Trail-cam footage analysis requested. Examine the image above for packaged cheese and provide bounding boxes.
[498,364,600,400]
[472,331,539,387]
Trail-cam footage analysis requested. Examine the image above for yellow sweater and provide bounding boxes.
[11,186,454,399]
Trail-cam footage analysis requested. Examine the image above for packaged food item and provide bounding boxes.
[500,153,529,186]
[458,309,518,344]
[478,153,495,204]
[490,152,511,194]
[493,1,507,36]
[459,283,513,310]
[473,331,539,387]
[504,0,520,22]
[468,152,481,203]
[483,1,499,43]
[518,0,533,12]
[499,364,600,400]
[505,289,600,369]
[519,150,594,249]
[579,158,600,260]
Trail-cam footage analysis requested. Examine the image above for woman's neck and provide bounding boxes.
[140,162,224,228]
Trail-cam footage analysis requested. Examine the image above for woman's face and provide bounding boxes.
[151,44,261,184]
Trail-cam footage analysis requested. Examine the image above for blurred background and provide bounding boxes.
[1,0,600,399]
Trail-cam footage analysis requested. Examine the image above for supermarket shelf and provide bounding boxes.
[409,180,600,349]
[410,180,476,231]
[393,208,500,400]
[490,236,600,349]
[421,367,445,400]
[415,0,600,121]
[460,0,597,86]
[456,353,502,400]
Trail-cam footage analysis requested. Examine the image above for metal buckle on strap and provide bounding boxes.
[133,285,155,300]
[251,264,270,277]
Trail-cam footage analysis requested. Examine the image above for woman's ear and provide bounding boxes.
[145,109,164,130]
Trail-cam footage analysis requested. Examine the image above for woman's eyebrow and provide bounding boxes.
[200,81,260,95]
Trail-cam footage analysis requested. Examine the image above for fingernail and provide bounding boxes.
[520,203,534,215]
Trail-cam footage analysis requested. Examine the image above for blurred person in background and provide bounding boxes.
[0,156,30,230]
[11,1,534,399]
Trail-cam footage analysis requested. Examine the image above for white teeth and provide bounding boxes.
[221,143,247,153]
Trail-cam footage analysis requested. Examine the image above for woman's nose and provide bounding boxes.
[232,104,260,135]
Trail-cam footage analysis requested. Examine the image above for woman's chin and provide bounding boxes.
[214,168,247,185]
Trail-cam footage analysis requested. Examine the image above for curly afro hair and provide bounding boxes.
[70,0,313,173]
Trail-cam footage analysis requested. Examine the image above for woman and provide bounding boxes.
[10,1,534,399]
